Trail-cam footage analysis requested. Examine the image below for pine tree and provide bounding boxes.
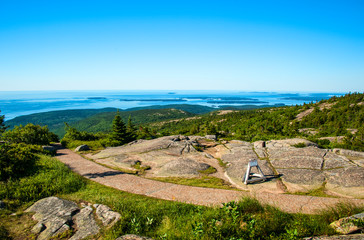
[110,111,127,145]
[126,115,137,142]
[0,110,7,134]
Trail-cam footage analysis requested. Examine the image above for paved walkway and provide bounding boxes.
[55,144,364,214]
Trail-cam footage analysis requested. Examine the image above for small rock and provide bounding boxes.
[330,212,364,234]
[205,135,217,141]
[95,204,121,227]
[31,222,46,234]
[116,234,154,240]
[75,145,90,152]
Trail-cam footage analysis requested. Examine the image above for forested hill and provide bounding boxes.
[6,107,196,137]
[5,104,214,131]
[149,93,364,151]
[5,103,282,137]
[57,108,194,136]
[5,108,117,133]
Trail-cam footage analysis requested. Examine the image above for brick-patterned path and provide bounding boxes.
[55,144,364,214]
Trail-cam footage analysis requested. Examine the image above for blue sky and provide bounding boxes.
[0,0,363,92]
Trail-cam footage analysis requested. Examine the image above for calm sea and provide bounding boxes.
[0,90,344,120]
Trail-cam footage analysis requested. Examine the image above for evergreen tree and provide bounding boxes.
[110,111,127,144]
[126,115,137,142]
[0,110,7,134]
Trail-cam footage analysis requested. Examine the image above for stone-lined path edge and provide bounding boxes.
[54,144,364,214]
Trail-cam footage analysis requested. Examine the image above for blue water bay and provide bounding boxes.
[0,90,344,120]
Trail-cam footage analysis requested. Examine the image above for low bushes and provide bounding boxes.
[2,124,58,145]
[0,154,85,207]
[0,143,38,181]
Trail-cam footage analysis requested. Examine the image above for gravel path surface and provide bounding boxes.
[55,144,364,214]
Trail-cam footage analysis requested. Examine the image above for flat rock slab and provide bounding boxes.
[90,136,210,177]
[87,137,364,197]
[54,144,364,214]
[277,168,325,186]
[264,139,364,197]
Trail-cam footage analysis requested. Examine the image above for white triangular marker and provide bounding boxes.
[243,159,266,184]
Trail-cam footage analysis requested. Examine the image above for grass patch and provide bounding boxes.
[60,183,343,239]
[217,158,228,168]
[62,139,105,151]
[198,166,217,175]
[0,154,85,210]
[132,162,151,175]
[289,183,335,198]
[319,202,364,223]
[292,143,307,148]
[149,176,240,190]
[0,212,37,240]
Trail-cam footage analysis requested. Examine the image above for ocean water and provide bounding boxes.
[0,90,344,120]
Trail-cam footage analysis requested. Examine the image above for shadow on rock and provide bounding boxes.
[83,171,124,178]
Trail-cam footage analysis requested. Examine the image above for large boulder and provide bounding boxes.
[25,197,121,240]
[25,197,79,240]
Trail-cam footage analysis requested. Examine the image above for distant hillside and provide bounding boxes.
[150,93,364,151]
[5,103,276,136]
[6,107,197,137]
[59,108,195,136]
[5,108,117,132]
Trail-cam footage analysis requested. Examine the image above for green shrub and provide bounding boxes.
[2,124,58,145]
[0,143,38,181]
[63,124,99,141]
[0,154,85,206]
[293,143,306,148]
[61,139,105,151]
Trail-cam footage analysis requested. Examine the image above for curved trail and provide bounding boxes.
[55,144,364,214]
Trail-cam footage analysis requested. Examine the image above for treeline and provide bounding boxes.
[60,112,156,150]
[149,93,364,151]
